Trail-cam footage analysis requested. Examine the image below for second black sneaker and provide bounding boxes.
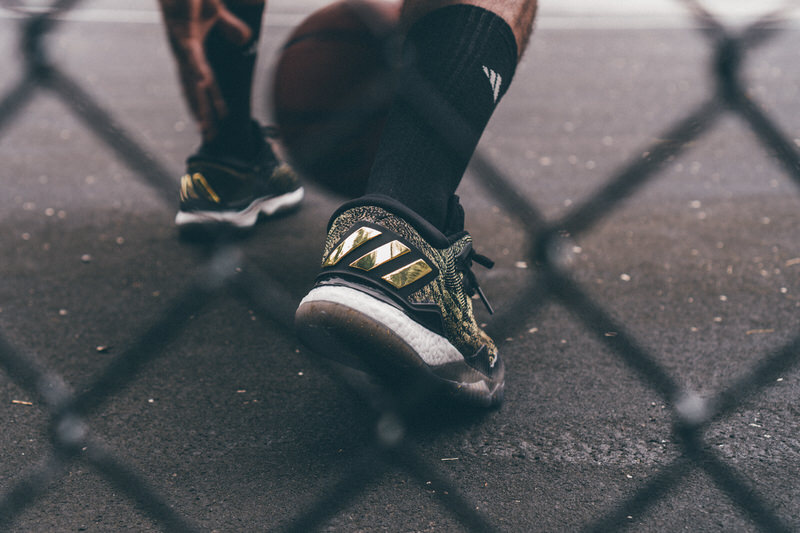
[295,195,503,407]
[175,131,303,232]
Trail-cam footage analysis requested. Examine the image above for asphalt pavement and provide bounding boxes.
[1,2,799,532]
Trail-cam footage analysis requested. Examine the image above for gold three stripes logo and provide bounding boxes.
[180,173,221,204]
[323,226,433,289]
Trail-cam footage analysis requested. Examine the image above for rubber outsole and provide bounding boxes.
[175,187,304,229]
[295,286,504,407]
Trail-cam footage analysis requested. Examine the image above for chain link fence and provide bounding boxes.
[1,0,799,531]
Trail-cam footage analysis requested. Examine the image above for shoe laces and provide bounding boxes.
[454,242,495,315]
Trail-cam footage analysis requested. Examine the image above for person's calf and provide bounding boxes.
[365,2,532,230]
[400,0,538,58]
[201,1,266,159]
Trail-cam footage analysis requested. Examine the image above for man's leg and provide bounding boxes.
[296,1,537,407]
[160,0,303,233]
[400,0,538,55]
[365,0,538,230]
[199,0,266,159]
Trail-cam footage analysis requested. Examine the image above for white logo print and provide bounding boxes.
[482,66,503,103]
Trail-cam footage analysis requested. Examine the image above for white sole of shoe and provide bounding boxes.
[174,187,304,228]
[295,284,504,407]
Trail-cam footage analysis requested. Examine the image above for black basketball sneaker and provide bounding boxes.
[295,195,503,407]
[175,127,303,233]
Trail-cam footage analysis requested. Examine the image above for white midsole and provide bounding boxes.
[298,285,464,368]
[175,187,304,227]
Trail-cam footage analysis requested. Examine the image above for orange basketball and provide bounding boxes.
[271,0,401,198]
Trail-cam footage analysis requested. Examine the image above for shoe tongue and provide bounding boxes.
[449,231,473,257]
[442,195,466,236]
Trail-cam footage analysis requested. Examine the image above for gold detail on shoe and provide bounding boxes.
[180,172,221,204]
[193,173,221,203]
[323,227,382,267]
[350,240,410,271]
[382,259,433,289]
[179,174,198,201]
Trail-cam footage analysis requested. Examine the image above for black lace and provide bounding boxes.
[455,242,495,315]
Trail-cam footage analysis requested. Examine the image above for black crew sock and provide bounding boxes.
[364,5,518,231]
[200,3,265,161]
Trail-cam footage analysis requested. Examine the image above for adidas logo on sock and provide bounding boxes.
[482,66,503,103]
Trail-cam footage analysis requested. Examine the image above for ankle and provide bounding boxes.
[199,120,268,163]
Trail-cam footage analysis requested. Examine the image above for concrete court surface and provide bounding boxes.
[1,1,800,531]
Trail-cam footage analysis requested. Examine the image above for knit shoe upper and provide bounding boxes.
[296,194,503,406]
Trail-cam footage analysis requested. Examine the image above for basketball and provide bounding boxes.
[271,0,401,198]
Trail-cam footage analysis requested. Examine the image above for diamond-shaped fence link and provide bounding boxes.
[0,0,799,531]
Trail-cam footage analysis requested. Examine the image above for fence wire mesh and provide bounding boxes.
[1,0,799,531]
